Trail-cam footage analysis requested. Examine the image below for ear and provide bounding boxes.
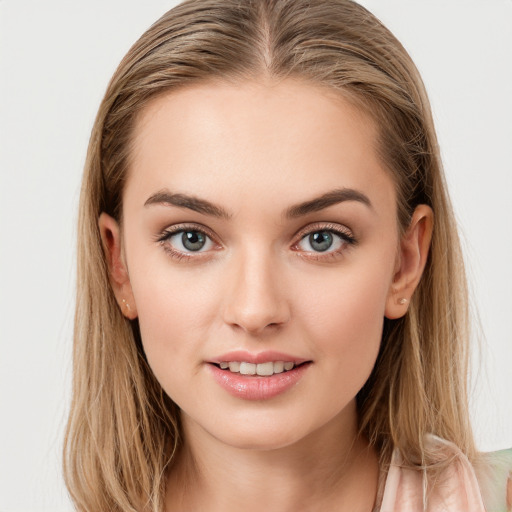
[98,212,138,320]
[385,204,433,319]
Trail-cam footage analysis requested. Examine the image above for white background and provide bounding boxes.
[1,1,511,510]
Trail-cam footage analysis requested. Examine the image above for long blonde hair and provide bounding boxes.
[64,0,475,510]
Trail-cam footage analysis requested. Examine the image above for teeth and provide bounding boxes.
[256,361,274,376]
[219,361,297,376]
[273,361,285,374]
[240,362,257,375]
[228,361,240,372]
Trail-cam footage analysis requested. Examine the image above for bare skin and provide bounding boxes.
[99,78,433,511]
[167,403,380,512]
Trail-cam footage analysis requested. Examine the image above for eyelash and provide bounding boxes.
[155,223,218,261]
[292,222,357,261]
[155,222,357,262]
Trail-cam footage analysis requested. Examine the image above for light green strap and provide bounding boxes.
[476,448,512,512]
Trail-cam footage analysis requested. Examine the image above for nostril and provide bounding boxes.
[220,258,291,332]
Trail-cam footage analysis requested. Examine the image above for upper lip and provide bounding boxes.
[209,350,310,365]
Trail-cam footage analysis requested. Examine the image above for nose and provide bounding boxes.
[222,246,291,335]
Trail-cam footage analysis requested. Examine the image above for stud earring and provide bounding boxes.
[398,297,408,305]
[122,298,131,311]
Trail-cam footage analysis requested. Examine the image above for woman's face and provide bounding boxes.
[108,79,407,450]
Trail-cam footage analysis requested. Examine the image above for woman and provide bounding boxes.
[63,0,512,510]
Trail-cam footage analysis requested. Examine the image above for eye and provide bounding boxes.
[293,224,356,257]
[156,224,217,258]
[302,231,338,252]
[173,230,212,252]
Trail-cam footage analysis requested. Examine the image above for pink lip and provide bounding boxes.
[206,351,312,401]
[209,350,309,365]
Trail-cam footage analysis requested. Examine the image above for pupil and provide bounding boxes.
[182,231,206,251]
[309,231,333,252]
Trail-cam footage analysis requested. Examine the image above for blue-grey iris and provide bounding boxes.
[182,231,206,251]
[309,231,333,252]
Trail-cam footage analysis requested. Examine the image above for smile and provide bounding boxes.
[217,361,296,376]
[208,352,312,400]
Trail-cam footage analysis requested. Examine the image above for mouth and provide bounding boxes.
[212,360,308,376]
[206,352,312,400]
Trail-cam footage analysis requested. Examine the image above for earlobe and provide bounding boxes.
[98,212,138,320]
[385,205,433,320]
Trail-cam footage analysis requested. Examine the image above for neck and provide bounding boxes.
[166,402,379,512]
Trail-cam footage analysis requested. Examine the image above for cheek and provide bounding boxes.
[129,260,222,389]
[299,256,391,334]
[294,256,394,383]
[309,288,384,355]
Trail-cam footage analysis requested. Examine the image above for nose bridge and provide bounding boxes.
[223,241,290,334]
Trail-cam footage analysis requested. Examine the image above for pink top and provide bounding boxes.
[377,435,512,512]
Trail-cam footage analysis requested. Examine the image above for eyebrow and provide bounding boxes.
[144,187,372,219]
[144,190,232,219]
[285,188,372,218]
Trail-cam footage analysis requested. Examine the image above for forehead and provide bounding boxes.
[125,79,394,215]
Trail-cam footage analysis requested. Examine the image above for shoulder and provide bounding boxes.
[379,436,512,512]
[475,447,512,512]
[424,436,512,512]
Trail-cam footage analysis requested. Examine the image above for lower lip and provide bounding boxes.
[207,363,311,401]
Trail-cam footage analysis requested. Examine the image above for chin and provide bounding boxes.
[212,425,308,451]
[200,404,345,452]
[183,406,314,451]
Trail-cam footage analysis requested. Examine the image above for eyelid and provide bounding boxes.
[155,222,223,262]
[293,222,355,243]
[154,221,355,262]
[290,221,357,261]
[155,222,221,245]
